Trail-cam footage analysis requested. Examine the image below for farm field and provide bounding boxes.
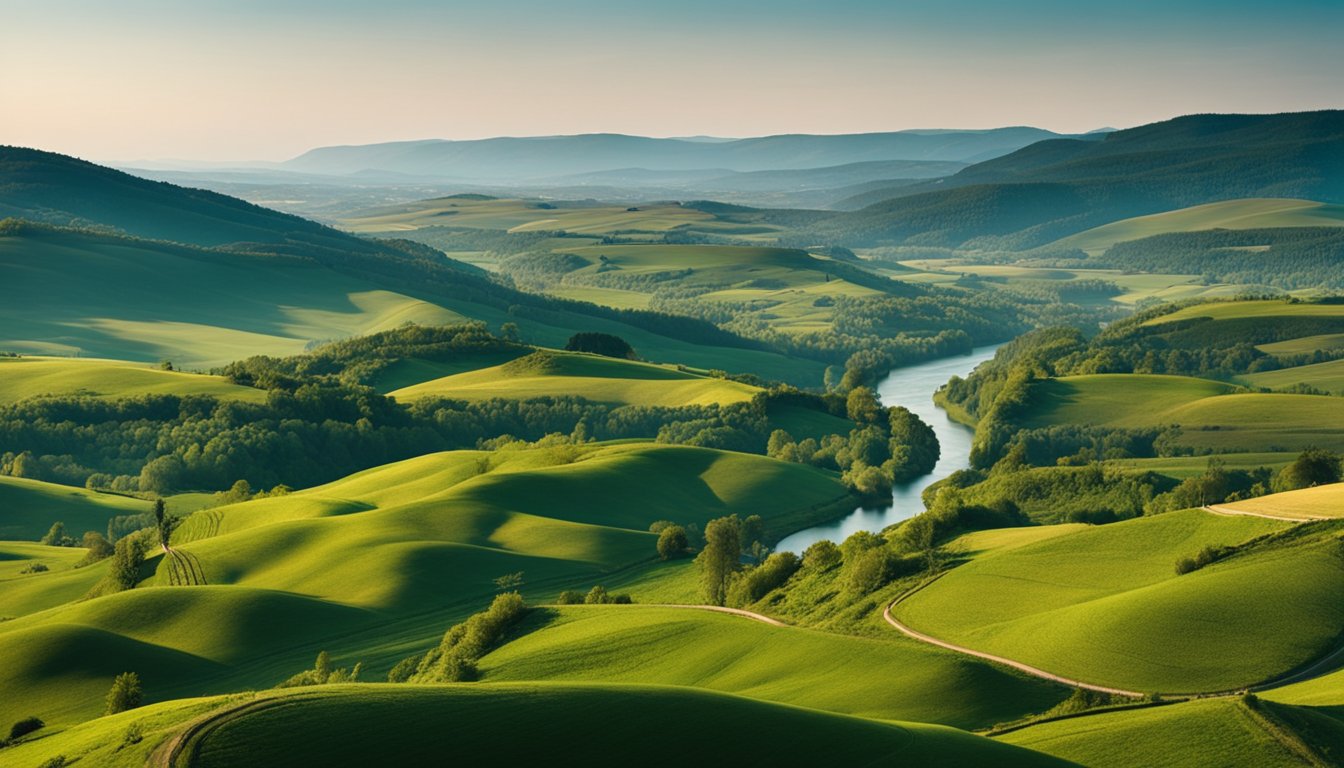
[1242,357,1344,394]
[1053,198,1344,254]
[0,355,266,402]
[891,509,1344,693]
[1215,482,1344,520]
[389,349,759,407]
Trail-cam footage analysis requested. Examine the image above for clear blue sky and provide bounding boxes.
[2,0,1340,161]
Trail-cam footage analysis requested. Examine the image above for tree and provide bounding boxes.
[1276,447,1342,492]
[153,498,170,548]
[78,531,114,564]
[846,386,882,424]
[105,672,142,715]
[556,590,585,605]
[564,332,635,359]
[106,536,146,592]
[584,585,609,604]
[802,539,842,571]
[696,515,742,606]
[40,521,70,546]
[656,525,688,560]
[500,322,520,342]
[138,455,185,495]
[314,651,332,684]
[740,515,765,550]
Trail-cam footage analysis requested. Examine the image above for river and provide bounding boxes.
[776,343,1002,553]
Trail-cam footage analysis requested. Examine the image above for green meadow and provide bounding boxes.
[1055,198,1344,254]
[892,509,1344,693]
[0,475,150,540]
[0,356,266,402]
[389,349,759,407]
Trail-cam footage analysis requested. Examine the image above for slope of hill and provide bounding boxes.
[480,605,1066,729]
[822,111,1344,248]
[0,475,149,540]
[389,350,759,407]
[2,684,1073,768]
[891,509,1344,693]
[283,128,1074,179]
[1053,198,1344,254]
[0,356,266,403]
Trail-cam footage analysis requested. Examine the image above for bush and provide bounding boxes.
[1174,557,1198,575]
[387,654,422,683]
[408,592,528,683]
[105,671,142,715]
[19,562,48,574]
[584,585,609,604]
[726,552,801,607]
[9,716,44,740]
[40,521,72,546]
[656,525,688,560]
[564,332,635,359]
[556,590,585,605]
[802,540,842,571]
[122,721,144,746]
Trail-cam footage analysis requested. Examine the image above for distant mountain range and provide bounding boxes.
[281,128,1087,181]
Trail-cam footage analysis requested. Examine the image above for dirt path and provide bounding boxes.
[639,603,787,627]
[1203,504,1330,523]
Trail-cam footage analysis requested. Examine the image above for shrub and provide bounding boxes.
[564,332,635,359]
[19,562,48,574]
[105,672,143,715]
[9,716,44,740]
[1174,557,1198,575]
[656,525,688,560]
[556,590,585,605]
[802,540,842,571]
[40,521,72,546]
[584,585,609,604]
[408,592,528,683]
[122,721,144,746]
[387,654,422,683]
[726,552,801,607]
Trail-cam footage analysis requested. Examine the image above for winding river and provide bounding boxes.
[776,344,1002,553]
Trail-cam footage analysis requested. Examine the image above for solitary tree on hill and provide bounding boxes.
[105,672,142,715]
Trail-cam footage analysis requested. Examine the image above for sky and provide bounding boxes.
[2,0,1341,163]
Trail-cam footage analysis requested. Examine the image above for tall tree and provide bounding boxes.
[696,515,742,606]
[105,672,143,715]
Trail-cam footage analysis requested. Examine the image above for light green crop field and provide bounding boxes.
[481,606,1067,730]
[542,285,653,309]
[1146,299,1344,326]
[1258,332,1344,356]
[0,540,109,618]
[0,443,851,726]
[0,356,265,402]
[1218,482,1344,520]
[0,475,151,540]
[1110,452,1293,479]
[3,684,1072,768]
[1054,198,1344,254]
[1020,374,1236,428]
[340,197,784,238]
[894,509,1344,693]
[389,350,759,407]
[1242,357,1344,394]
[1020,374,1344,453]
[1000,698,1306,767]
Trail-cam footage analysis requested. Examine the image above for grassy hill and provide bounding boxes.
[817,111,1344,248]
[481,605,1066,730]
[999,698,1313,768]
[892,509,1344,693]
[1054,198,1344,254]
[0,475,149,540]
[2,684,1073,768]
[1018,374,1236,428]
[1217,482,1344,520]
[389,349,759,407]
[0,356,265,402]
[1242,358,1344,394]
[0,443,851,726]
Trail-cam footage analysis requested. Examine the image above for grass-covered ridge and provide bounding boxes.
[1054,197,1344,254]
[0,475,149,540]
[389,349,759,407]
[0,356,266,403]
[892,509,1344,693]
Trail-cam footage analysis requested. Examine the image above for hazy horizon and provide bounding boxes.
[3,0,1341,164]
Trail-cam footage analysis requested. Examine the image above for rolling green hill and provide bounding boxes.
[2,684,1073,768]
[389,349,759,407]
[0,356,266,402]
[0,475,150,540]
[1054,198,1344,254]
[1242,357,1344,394]
[1018,374,1237,428]
[1216,482,1344,520]
[892,509,1344,693]
[0,443,852,726]
[481,605,1066,730]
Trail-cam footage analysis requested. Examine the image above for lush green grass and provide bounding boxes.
[481,606,1067,730]
[184,685,1068,768]
[1242,357,1344,394]
[1218,482,1344,520]
[1055,198,1344,254]
[1146,299,1344,327]
[0,540,108,618]
[1000,698,1306,767]
[1020,374,1236,428]
[1110,452,1293,479]
[0,356,265,402]
[894,510,1344,692]
[1020,374,1344,453]
[0,475,150,540]
[389,350,759,407]
[1258,333,1344,356]
[0,443,851,726]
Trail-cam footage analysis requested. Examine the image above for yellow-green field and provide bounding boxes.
[892,509,1344,693]
[389,349,759,407]
[1258,333,1344,356]
[0,475,150,540]
[0,356,265,401]
[1242,357,1344,394]
[1146,299,1344,326]
[1054,198,1344,254]
[1216,482,1344,520]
